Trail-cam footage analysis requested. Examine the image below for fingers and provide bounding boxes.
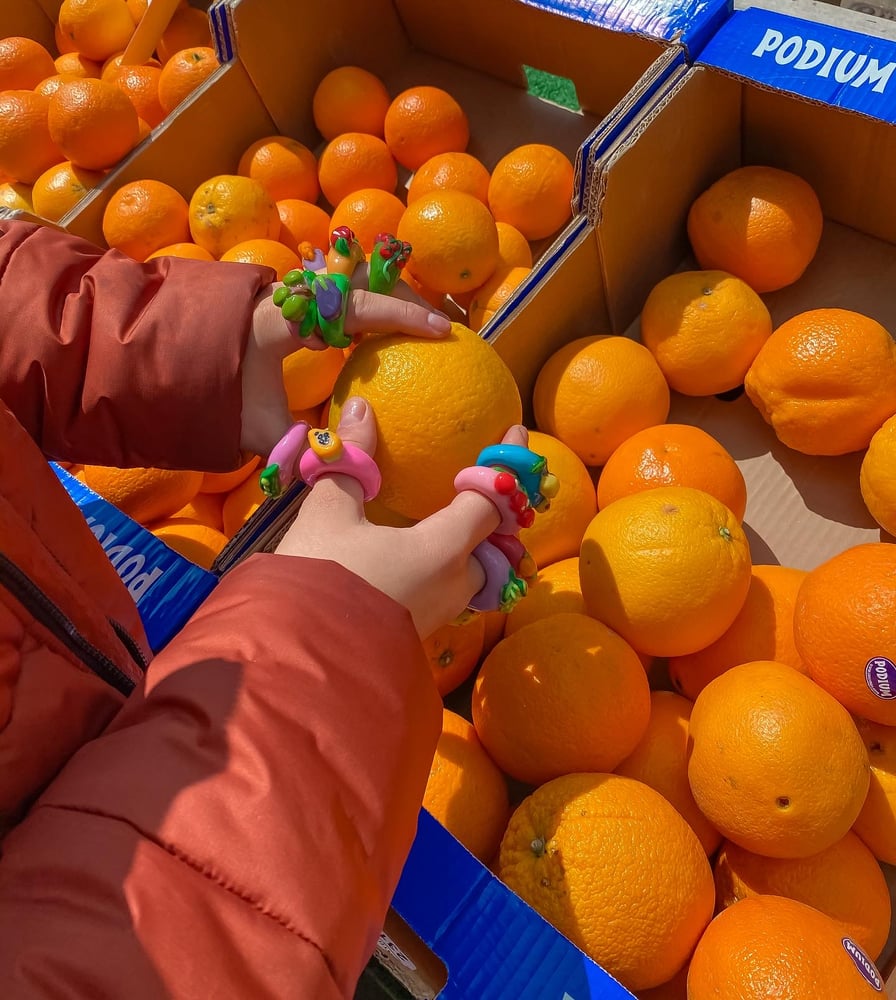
[502,423,529,447]
[346,289,451,338]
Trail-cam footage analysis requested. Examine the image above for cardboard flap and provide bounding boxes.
[698,6,896,123]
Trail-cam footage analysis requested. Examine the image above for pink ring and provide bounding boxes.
[453,466,534,535]
[266,421,310,483]
[298,441,382,501]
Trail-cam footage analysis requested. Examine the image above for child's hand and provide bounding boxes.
[240,276,451,458]
[274,397,528,639]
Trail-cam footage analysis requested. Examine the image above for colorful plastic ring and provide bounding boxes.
[476,443,559,512]
[468,539,528,613]
[298,431,381,501]
[258,421,311,498]
[453,465,535,534]
[369,233,412,295]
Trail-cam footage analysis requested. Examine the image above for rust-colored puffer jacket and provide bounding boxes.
[0,220,440,998]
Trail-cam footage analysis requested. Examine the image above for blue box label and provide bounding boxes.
[699,7,896,123]
[52,465,218,652]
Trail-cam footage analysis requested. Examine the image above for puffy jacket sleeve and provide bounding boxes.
[0,554,441,999]
[0,219,274,470]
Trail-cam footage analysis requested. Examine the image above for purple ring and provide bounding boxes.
[468,540,514,612]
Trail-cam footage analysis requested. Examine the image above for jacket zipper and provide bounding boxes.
[0,551,138,696]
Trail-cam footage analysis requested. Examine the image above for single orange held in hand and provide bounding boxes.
[688,895,884,999]
[0,37,56,90]
[472,613,651,784]
[423,708,509,863]
[48,77,139,170]
[616,690,722,855]
[852,716,896,865]
[669,563,806,701]
[688,660,870,858]
[580,486,752,658]
[687,165,824,293]
[156,5,212,64]
[238,134,319,205]
[31,159,103,222]
[407,151,491,205]
[312,65,391,141]
[488,143,574,241]
[640,270,773,396]
[497,773,714,992]
[0,91,64,184]
[188,174,280,257]
[793,542,896,725]
[58,0,136,62]
[713,832,892,959]
[83,466,203,525]
[398,190,499,296]
[744,308,896,455]
[423,613,486,697]
[276,199,331,255]
[102,178,190,260]
[384,85,469,170]
[860,413,896,536]
[597,423,747,520]
[317,132,397,208]
[156,46,218,115]
[330,187,406,255]
[220,238,301,280]
[533,335,671,468]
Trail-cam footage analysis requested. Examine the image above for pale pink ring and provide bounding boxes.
[453,466,523,535]
[266,421,310,484]
[298,442,382,501]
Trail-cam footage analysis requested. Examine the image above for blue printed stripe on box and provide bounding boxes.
[52,464,218,653]
[698,6,896,124]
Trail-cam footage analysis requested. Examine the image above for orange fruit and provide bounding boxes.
[793,542,896,725]
[237,134,319,205]
[640,270,773,396]
[58,0,136,62]
[713,832,891,959]
[0,181,33,212]
[423,708,509,863]
[31,159,103,222]
[188,174,280,258]
[165,489,225,532]
[156,5,212,65]
[533,335,671,467]
[276,198,331,255]
[328,322,522,520]
[317,132,397,208]
[580,486,752,658]
[200,455,260,495]
[54,52,101,78]
[281,347,345,411]
[688,895,885,998]
[745,308,896,456]
[516,429,596,569]
[503,556,585,637]
[399,270,446,311]
[860,412,896,536]
[494,221,532,270]
[397,190,499,296]
[597,423,747,521]
[312,65,390,141]
[151,520,228,570]
[384,85,469,171]
[55,24,79,56]
[688,660,870,858]
[423,613,486,697]
[102,178,190,260]
[113,62,164,126]
[635,965,688,1000]
[34,73,83,100]
[156,46,218,114]
[219,238,301,280]
[487,143,574,241]
[407,151,490,206]
[83,466,202,525]
[669,563,807,701]
[0,91,63,184]
[0,36,56,90]
[497,772,714,992]
[47,77,139,170]
[472,613,650,784]
[100,52,160,81]
[687,165,824,293]
[145,241,214,261]
[466,265,530,333]
[480,609,507,658]
[222,472,266,537]
[616,691,721,855]
[330,187,406,255]
[852,717,896,864]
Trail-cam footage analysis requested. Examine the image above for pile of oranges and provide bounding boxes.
[0,0,219,222]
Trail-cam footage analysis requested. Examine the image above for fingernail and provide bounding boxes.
[342,396,368,421]
[427,313,452,333]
